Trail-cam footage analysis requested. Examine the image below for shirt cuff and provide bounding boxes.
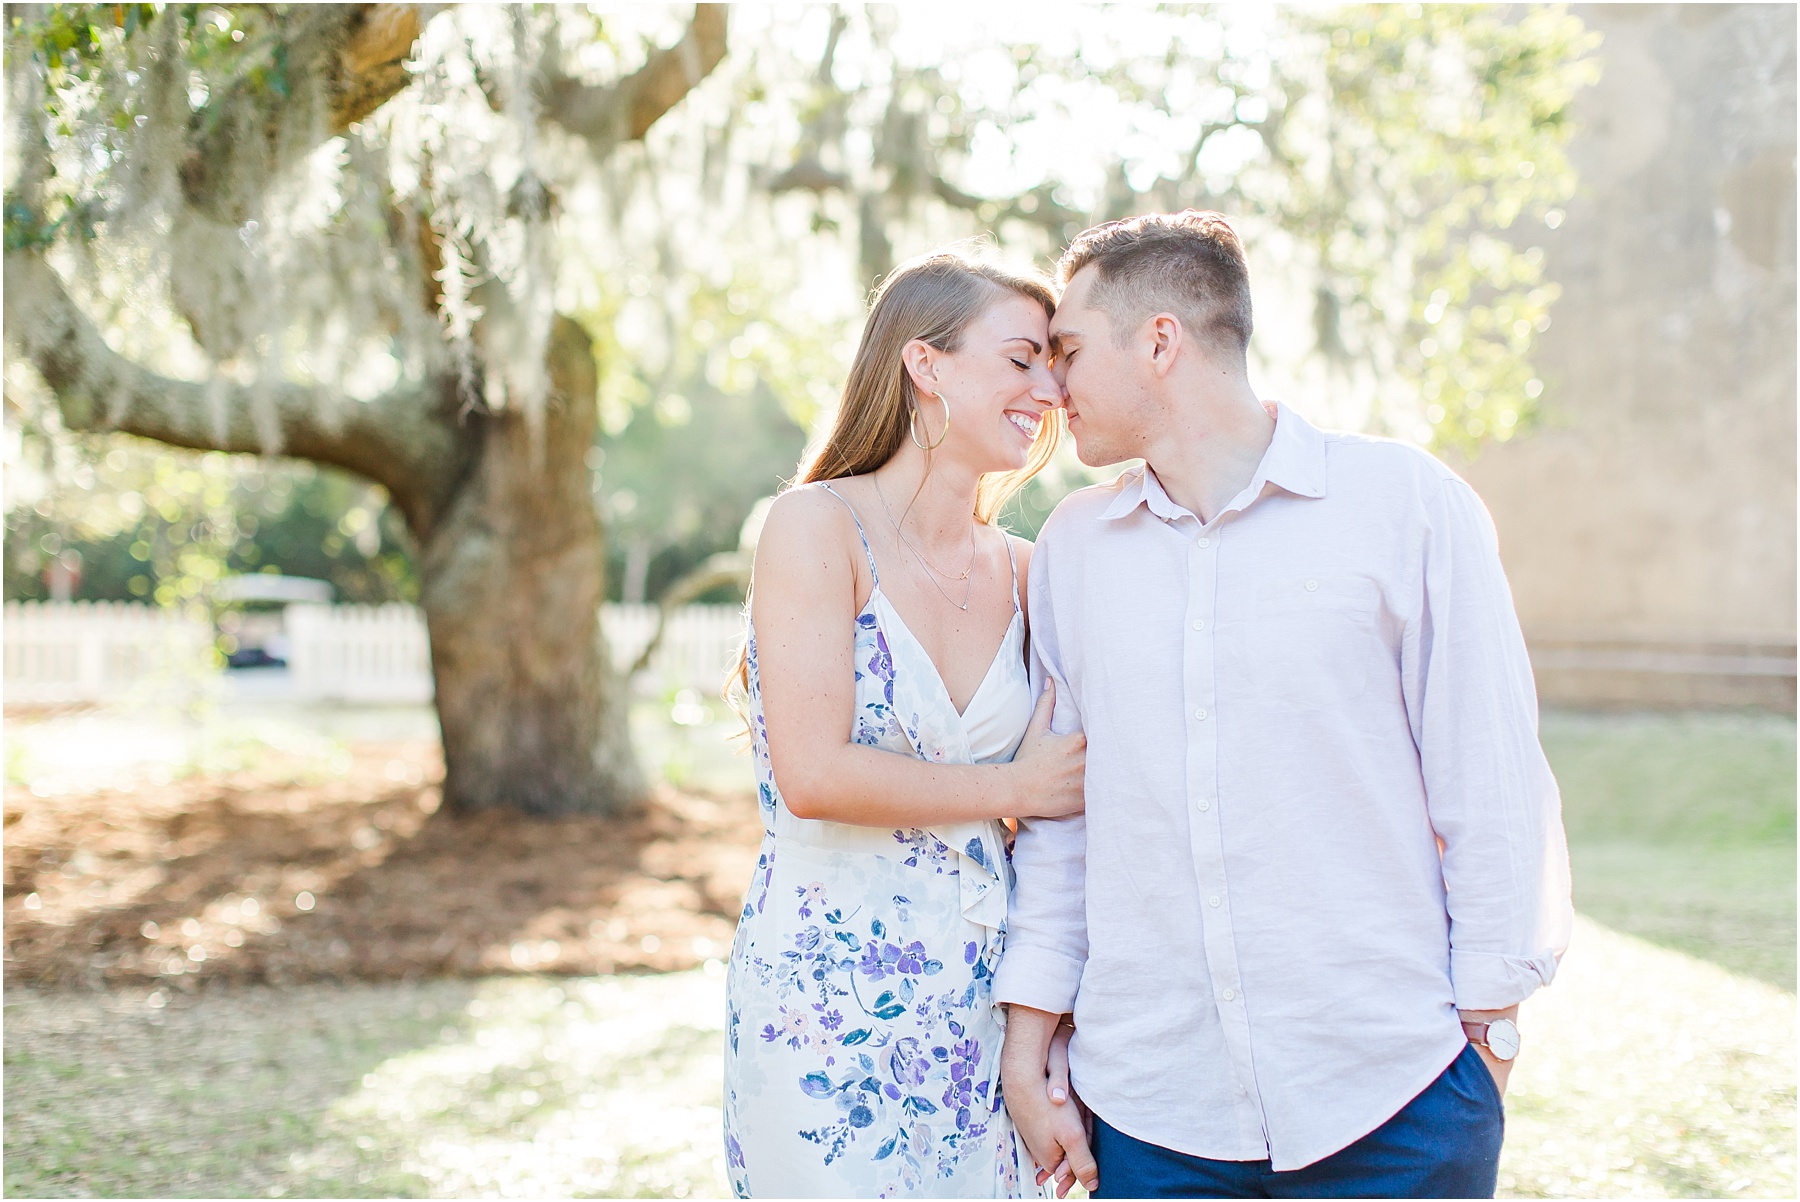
[1450,947,1561,1011]
[992,944,1084,1015]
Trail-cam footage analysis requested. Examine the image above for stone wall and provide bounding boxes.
[1455,3,1796,710]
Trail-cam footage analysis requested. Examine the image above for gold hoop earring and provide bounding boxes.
[910,392,951,451]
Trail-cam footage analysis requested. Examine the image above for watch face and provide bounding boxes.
[1486,1018,1521,1061]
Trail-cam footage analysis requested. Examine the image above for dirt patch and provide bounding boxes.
[4,741,764,990]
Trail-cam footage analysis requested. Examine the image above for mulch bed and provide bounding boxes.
[4,739,765,991]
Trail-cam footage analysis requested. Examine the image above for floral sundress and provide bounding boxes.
[723,482,1032,1198]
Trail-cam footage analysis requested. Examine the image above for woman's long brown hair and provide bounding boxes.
[724,248,1062,716]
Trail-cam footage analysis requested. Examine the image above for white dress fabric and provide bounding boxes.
[724,482,1032,1199]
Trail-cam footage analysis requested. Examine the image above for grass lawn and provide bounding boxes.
[5,973,730,1198]
[5,706,1794,1198]
[1541,710,1796,989]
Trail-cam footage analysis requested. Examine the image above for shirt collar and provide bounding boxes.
[1255,401,1328,501]
[1098,401,1327,523]
[1098,463,1169,521]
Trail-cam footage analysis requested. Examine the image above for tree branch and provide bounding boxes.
[927,177,1086,232]
[4,250,472,538]
[540,4,728,157]
[767,157,850,194]
[335,4,433,126]
[628,551,749,678]
[180,4,429,224]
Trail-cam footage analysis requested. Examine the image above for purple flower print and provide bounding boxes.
[895,940,927,975]
[891,828,953,872]
[866,629,893,685]
[885,1036,931,1089]
[941,1037,984,1130]
[858,940,895,979]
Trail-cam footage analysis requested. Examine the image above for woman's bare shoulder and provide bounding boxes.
[755,484,864,580]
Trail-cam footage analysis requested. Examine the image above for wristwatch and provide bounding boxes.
[1461,1017,1521,1061]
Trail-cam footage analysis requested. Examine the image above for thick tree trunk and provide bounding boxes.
[6,253,644,817]
[8,6,732,818]
[418,315,645,816]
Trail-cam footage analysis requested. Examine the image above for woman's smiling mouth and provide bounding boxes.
[1006,411,1041,439]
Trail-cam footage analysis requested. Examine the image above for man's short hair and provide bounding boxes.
[1058,210,1253,361]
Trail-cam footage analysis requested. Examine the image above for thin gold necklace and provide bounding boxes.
[872,475,977,612]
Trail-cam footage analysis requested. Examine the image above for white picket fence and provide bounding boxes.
[3,601,746,706]
[1,601,214,705]
[285,603,435,704]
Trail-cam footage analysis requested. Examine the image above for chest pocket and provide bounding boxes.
[1238,573,1383,711]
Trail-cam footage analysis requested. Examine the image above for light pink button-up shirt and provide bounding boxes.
[994,403,1571,1171]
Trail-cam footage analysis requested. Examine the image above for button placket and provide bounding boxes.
[1184,519,1268,1134]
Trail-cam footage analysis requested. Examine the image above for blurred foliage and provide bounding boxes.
[728,4,1599,451]
[575,269,824,601]
[9,3,292,250]
[3,414,413,608]
[4,3,1601,611]
[1291,5,1600,448]
[597,385,805,604]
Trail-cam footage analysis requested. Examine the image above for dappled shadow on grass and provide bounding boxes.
[3,741,763,991]
[4,978,476,1198]
[316,974,730,1198]
[1571,843,1796,990]
[1495,916,1794,1200]
[4,971,733,1199]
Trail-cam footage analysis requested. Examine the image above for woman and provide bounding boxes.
[723,249,1087,1198]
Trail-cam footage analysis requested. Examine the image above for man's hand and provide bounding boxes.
[1002,1005,1098,1197]
[1459,1004,1520,1097]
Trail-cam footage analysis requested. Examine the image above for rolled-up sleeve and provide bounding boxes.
[1408,476,1573,1011]
[992,530,1089,1016]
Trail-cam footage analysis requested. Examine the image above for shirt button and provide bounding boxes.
[1193,708,1208,721]
[1196,798,1211,812]
[1305,579,1319,592]
[1208,895,1221,908]
[1196,536,1211,548]
[1192,618,1206,631]
[1222,989,1236,1001]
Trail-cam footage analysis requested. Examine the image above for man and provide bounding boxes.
[996,211,1572,1199]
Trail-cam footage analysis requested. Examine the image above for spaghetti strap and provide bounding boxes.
[1002,532,1021,615]
[816,481,880,587]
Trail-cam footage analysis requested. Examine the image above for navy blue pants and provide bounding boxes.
[1091,1043,1504,1198]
